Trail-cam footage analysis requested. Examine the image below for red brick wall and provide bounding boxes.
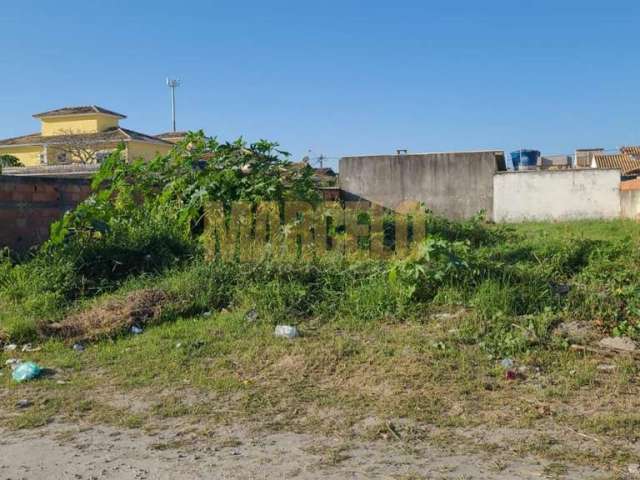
[319,187,342,202]
[0,176,91,252]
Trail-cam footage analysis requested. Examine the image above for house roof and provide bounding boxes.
[33,105,127,119]
[621,178,640,191]
[156,131,189,139]
[620,146,640,158]
[289,162,337,183]
[592,153,640,175]
[0,127,172,148]
[313,167,337,177]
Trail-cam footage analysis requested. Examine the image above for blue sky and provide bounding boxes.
[1,1,639,170]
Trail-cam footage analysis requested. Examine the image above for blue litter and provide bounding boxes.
[500,358,514,369]
[12,362,43,383]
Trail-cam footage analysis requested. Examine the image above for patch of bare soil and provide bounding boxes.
[0,422,616,480]
[39,289,172,342]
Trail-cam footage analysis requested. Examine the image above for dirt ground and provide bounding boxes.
[0,422,618,480]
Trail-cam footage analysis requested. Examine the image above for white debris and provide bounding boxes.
[274,325,299,339]
[5,358,21,369]
[597,364,616,373]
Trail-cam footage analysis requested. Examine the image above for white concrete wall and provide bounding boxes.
[621,189,640,219]
[493,169,621,222]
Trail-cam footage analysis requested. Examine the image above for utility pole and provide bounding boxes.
[166,78,181,132]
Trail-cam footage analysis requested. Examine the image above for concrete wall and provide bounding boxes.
[2,164,99,177]
[621,189,640,219]
[339,151,503,219]
[493,169,621,222]
[0,176,91,251]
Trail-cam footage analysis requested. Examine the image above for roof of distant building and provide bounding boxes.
[0,127,171,148]
[540,154,571,166]
[620,146,640,158]
[156,131,189,139]
[621,177,640,191]
[593,153,640,175]
[312,167,337,177]
[33,105,127,119]
[575,148,604,167]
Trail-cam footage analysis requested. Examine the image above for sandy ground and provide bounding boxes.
[0,422,613,480]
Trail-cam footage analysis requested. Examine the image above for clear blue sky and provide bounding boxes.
[1,1,639,170]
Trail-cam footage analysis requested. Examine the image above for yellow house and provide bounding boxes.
[0,106,174,167]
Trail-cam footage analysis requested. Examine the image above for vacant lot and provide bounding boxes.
[1,219,640,479]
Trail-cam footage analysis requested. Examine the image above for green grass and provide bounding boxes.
[0,218,639,470]
[512,219,640,242]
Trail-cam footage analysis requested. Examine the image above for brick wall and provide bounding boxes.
[0,176,91,252]
[319,187,342,202]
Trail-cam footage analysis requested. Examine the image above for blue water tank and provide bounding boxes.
[510,150,540,170]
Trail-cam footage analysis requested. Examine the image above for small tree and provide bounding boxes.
[51,129,100,164]
[0,154,22,172]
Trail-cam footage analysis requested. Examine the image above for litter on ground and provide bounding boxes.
[274,325,299,339]
[12,362,43,383]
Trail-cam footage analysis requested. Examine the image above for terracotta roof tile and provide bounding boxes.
[621,178,640,191]
[593,153,640,175]
[620,146,640,158]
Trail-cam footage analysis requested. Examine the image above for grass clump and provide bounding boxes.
[3,215,640,358]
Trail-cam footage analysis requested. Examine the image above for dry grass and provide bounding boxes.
[37,289,172,342]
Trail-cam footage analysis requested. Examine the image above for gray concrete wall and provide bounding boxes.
[621,189,640,219]
[339,151,503,219]
[493,169,621,222]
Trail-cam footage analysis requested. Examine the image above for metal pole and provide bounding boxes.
[171,86,176,132]
[166,78,180,133]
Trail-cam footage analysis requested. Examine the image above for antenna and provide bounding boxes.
[307,149,326,169]
[166,78,181,132]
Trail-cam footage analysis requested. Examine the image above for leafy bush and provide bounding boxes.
[50,133,318,247]
[6,133,319,302]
